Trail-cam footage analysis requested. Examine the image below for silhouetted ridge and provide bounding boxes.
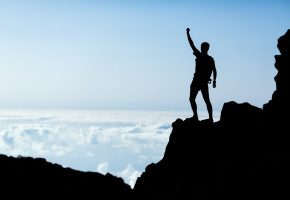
[0,154,132,199]
[133,30,290,199]
[263,29,290,125]
[220,101,262,125]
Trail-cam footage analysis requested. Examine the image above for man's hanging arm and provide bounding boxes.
[212,59,217,88]
[186,28,199,53]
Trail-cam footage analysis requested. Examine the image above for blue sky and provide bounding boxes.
[0,0,289,111]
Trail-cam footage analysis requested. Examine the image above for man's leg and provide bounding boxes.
[190,85,199,120]
[201,85,213,120]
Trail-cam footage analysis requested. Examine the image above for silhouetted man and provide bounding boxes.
[186,28,217,122]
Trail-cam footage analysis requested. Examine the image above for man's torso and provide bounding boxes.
[193,53,214,84]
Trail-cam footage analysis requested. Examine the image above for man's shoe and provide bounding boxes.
[192,115,199,122]
[208,118,214,123]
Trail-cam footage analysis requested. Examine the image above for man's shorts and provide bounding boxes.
[190,77,208,92]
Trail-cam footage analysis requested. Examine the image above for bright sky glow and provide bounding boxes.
[0,0,289,111]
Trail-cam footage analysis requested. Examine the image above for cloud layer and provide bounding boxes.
[0,109,219,187]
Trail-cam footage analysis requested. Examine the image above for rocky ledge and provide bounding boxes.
[133,30,290,199]
[0,154,132,199]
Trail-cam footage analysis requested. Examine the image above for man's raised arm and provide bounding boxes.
[186,28,199,53]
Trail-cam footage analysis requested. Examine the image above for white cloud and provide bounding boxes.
[85,152,94,157]
[97,162,109,175]
[51,145,71,156]
[117,164,142,188]
[0,109,219,186]
[97,162,141,188]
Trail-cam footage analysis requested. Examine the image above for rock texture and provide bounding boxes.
[133,30,290,199]
[0,154,132,199]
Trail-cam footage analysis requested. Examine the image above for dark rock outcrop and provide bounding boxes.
[0,154,132,199]
[263,29,290,126]
[133,30,290,199]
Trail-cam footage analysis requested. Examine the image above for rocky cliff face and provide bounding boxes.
[263,29,290,125]
[0,154,132,199]
[133,30,290,199]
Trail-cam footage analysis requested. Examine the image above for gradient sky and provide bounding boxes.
[0,0,289,111]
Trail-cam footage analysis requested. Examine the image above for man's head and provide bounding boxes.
[201,42,210,54]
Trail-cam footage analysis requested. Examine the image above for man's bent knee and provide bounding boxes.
[204,99,212,106]
[189,97,197,105]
